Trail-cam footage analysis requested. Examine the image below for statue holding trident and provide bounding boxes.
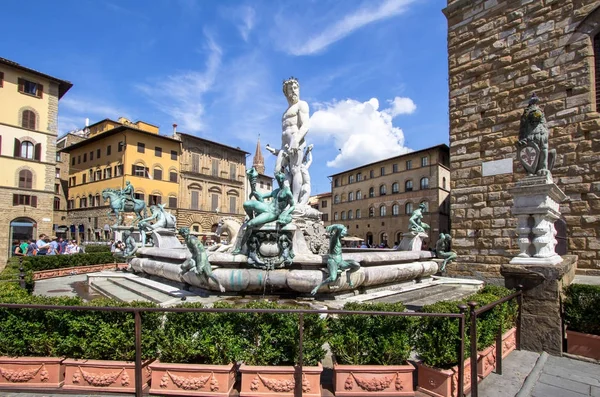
[265,77,310,203]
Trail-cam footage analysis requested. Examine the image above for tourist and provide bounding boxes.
[48,236,59,255]
[59,238,68,254]
[12,240,24,256]
[110,239,116,253]
[36,234,50,256]
[392,241,399,249]
[66,240,76,255]
[19,240,29,255]
[26,239,37,256]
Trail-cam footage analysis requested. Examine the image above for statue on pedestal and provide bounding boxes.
[179,227,225,293]
[102,181,147,226]
[435,233,457,272]
[516,93,556,177]
[409,203,430,233]
[122,228,138,257]
[311,224,360,295]
[138,204,177,245]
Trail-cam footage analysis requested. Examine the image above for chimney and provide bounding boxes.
[172,123,177,134]
[85,118,89,127]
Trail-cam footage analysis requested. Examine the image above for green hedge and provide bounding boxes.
[564,284,600,336]
[328,302,413,365]
[1,259,35,293]
[83,245,112,253]
[21,252,115,272]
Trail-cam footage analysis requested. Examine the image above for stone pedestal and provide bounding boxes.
[398,232,428,251]
[112,225,141,244]
[501,255,577,355]
[508,175,567,265]
[150,228,181,249]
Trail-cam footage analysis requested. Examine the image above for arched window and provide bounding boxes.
[392,182,399,193]
[348,210,353,219]
[443,177,447,190]
[369,187,374,198]
[348,191,354,202]
[334,195,340,204]
[21,110,36,130]
[392,203,400,216]
[153,167,163,180]
[405,180,413,192]
[95,194,101,206]
[356,209,361,219]
[379,185,387,195]
[334,212,339,220]
[420,201,429,212]
[334,178,340,187]
[348,175,354,184]
[341,211,347,220]
[379,205,386,217]
[53,197,60,211]
[405,202,413,214]
[88,194,93,206]
[18,169,32,188]
[356,190,362,200]
[421,177,429,190]
[369,207,375,217]
[20,141,34,159]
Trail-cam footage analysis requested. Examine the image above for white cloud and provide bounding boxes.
[60,97,127,119]
[237,6,255,42]
[309,97,413,169]
[279,0,415,56]
[135,32,222,133]
[385,96,416,117]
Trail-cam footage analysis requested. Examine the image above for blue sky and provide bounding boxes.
[2,0,449,194]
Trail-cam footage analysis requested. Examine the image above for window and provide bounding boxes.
[192,153,200,173]
[169,171,178,182]
[21,110,36,129]
[334,195,340,204]
[443,177,447,190]
[348,210,353,220]
[191,190,200,210]
[405,202,413,214]
[135,192,145,201]
[95,170,101,181]
[71,157,75,166]
[406,160,412,170]
[369,207,375,217]
[341,211,347,220]
[97,148,101,159]
[380,205,386,217]
[348,192,354,201]
[18,78,43,98]
[369,187,374,198]
[229,196,237,213]
[357,172,362,181]
[56,152,61,162]
[69,176,76,186]
[20,141,34,159]
[83,153,87,163]
[421,201,429,212]
[77,155,81,164]
[137,142,145,153]
[356,190,362,200]
[104,167,112,179]
[133,165,147,177]
[171,150,178,160]
[420,177,429,190]
[321,200,328,208]
[168,196,177,208]
[148,195,161,205]
[54,197,60,211]
[90,151,94,161]
[369,170,374,178]
[80,197,87,208]
[55,168,60,178]
[334,178,340,187]
[118,141,124,152]
[82,174,87,184]
[115,164,123,177]
[392,182,399,193]
[356,209,361,219]
[230,163,237,180]
[421,156,429,167]
[54,183,60,194]
[13,194,36,207]
[212,159,219,177]
[0,71,3,87]
[154,168,163,180]
[392,204,400,215]
[211,194,219,211]
[88,194,93,207]
[380,166,385,176]
[107,145,112,156]
[334,212,339,221]
[348,175,354,184]
[18,170,33,188]
[322,214,329,222]
[393,163,398,173]
[155,147,162,157]
[380,185,387,195]
[67,199,74,209]
[405,180,413,192]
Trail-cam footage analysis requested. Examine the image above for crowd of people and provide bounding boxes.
[11,234,84,256]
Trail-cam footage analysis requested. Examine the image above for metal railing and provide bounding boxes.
[0,303,469,397]
[468,286,523,397]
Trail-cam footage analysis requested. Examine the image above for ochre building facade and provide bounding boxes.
[444,0,600,277]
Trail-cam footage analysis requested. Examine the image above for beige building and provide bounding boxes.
[308,192,332,225]
[444,0,600,277]
[330,145,450,247]
[0,57,71,265]
[175,132,248,237]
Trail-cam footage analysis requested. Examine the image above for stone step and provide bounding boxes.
[371,283,481,310]
[122,274,195,299]
[90,280,151,303]
[405,285,479,308]
[107,278,174,304]
[372,284,458,305]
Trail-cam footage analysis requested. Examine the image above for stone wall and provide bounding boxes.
[444,0,600,276]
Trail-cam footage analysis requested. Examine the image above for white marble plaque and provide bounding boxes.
[482,158,513,177]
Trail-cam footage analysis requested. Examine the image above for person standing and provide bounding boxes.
[36,234,50,256]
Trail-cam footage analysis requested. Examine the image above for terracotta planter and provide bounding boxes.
[567,330,600,360]
[502,327,517,359]
[333,363,415,396]
[149,361,236,396]
[239,363,322,397]
[476,345,496,379]
[416,359,471,397]
[62,358,152,393]
[0,357,63,389]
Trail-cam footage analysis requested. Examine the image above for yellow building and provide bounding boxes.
[308,192,332,225]
[59,118,181,241]
[0,57,72,266]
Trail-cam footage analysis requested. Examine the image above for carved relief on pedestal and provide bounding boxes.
[343,372,403,392]
[0,364,44,383]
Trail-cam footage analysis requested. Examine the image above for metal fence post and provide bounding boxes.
[296,312,305,397]
[496,318,503,375]
[18,257,26,289]
[457,305,468,397]
[134,310,143,397]
[516,284,523,350]
[468,301,478,397]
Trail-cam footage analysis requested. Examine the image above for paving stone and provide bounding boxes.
[543,364,600,387]
[546,356,600,379]
[538,373,592,395]
[532,382,590,397]
[592,385,600,397]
